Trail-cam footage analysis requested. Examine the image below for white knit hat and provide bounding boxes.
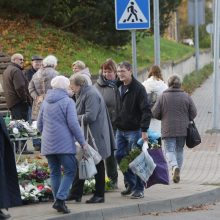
[51,75,70,90]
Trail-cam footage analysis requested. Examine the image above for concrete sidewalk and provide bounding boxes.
[10,75,220,220]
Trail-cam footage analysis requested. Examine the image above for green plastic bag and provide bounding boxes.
[4,111,11,126]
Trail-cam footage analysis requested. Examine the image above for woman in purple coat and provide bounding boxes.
[37,76,87,214]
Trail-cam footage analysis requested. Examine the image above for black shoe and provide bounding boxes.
[66,194,82,202]
[52,199,70,214]
[86,196,104,203]
[34,146,41,151]
[22,150,34,155]
[121,186,132,196]
[0,210,11,219]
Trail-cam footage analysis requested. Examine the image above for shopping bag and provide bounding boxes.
[78,156,97,180]
[146,147,169,188]
[129,152,156,182]
[87,144,102,165]
[186,121,201,148]
[4,111,11,126]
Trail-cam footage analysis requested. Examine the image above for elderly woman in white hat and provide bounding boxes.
[37,75,87,214]
[29,55,58,121]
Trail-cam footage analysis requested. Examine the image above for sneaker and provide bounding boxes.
[173,167,180,183]
[130,191,144,199]
[121,186,132,196]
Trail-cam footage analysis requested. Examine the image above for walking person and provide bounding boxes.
[37,76,87,214]
[142,65,168,132]
[115,61,151,199]
[152,75,197,183]
[68,74,115,203]
[94,58,120,189]
[3,53,32,154]
[0,114,22,219]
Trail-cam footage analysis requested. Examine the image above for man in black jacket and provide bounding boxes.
[25,55,43,151]
[115,61,151,199]
[25,55,43,83]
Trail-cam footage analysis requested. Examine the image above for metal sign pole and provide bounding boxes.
[153,0,160,65]
[212,0,220,130]
[131,30,137,78]
[194,0,200,71]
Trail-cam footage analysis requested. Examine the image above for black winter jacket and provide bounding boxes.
[115,77,151,131]
[0,115,22,208]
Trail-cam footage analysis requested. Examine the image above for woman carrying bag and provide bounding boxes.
[68,73,115,203]
[37,76,87,214]
[152,75,197,184]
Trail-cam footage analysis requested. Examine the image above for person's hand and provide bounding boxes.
[141,132,148,142]
[81,144,89,157]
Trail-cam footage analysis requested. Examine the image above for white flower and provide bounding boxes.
[13,128,19,134]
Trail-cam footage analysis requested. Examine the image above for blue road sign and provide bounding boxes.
[115,0,150,30]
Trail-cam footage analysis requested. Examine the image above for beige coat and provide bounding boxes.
[28,67,58,120]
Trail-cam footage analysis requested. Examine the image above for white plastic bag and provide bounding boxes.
[129,142,156,182]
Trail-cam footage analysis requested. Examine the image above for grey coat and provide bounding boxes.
[76,85,115,159]
[94,75,121,130]
[152,88,197,138]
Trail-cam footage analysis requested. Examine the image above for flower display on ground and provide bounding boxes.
[17,156,114,204]
[17,158,53,203]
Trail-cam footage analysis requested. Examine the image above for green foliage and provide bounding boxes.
[119,148,142,173]
[0,0,182,46]
[182,63,213,94]
[0,16,195,75]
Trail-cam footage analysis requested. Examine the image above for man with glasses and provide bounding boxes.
[3,53,33,154]
[115,61,151,199]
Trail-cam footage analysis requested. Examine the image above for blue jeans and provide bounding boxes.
[115,129,144,193]
[163,137,185,169]
[46,154,77,201]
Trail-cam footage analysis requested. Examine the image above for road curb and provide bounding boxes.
[47,187,220,220]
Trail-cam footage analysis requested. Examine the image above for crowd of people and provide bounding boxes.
[0,53,197,216]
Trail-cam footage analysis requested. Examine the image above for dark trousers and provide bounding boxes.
[10,102,29,121]
[69,160,105,198]
[105,151,118,184]
[10,102,29,151]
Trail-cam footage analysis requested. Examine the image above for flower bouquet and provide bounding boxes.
[7,120,40,138]
[17,159,53,204]
[84,177,114,194]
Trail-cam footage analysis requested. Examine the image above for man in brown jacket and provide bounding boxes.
[3,53,32,154]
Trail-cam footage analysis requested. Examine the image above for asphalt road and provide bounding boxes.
[121,202,220,220]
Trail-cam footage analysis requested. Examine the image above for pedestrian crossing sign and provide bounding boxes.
[115,0,150,30]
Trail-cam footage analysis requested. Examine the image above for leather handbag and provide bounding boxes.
[186,121,201,148]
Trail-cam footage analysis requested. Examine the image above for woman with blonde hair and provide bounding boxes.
[142,65,168,132]
[142,65,168,100]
